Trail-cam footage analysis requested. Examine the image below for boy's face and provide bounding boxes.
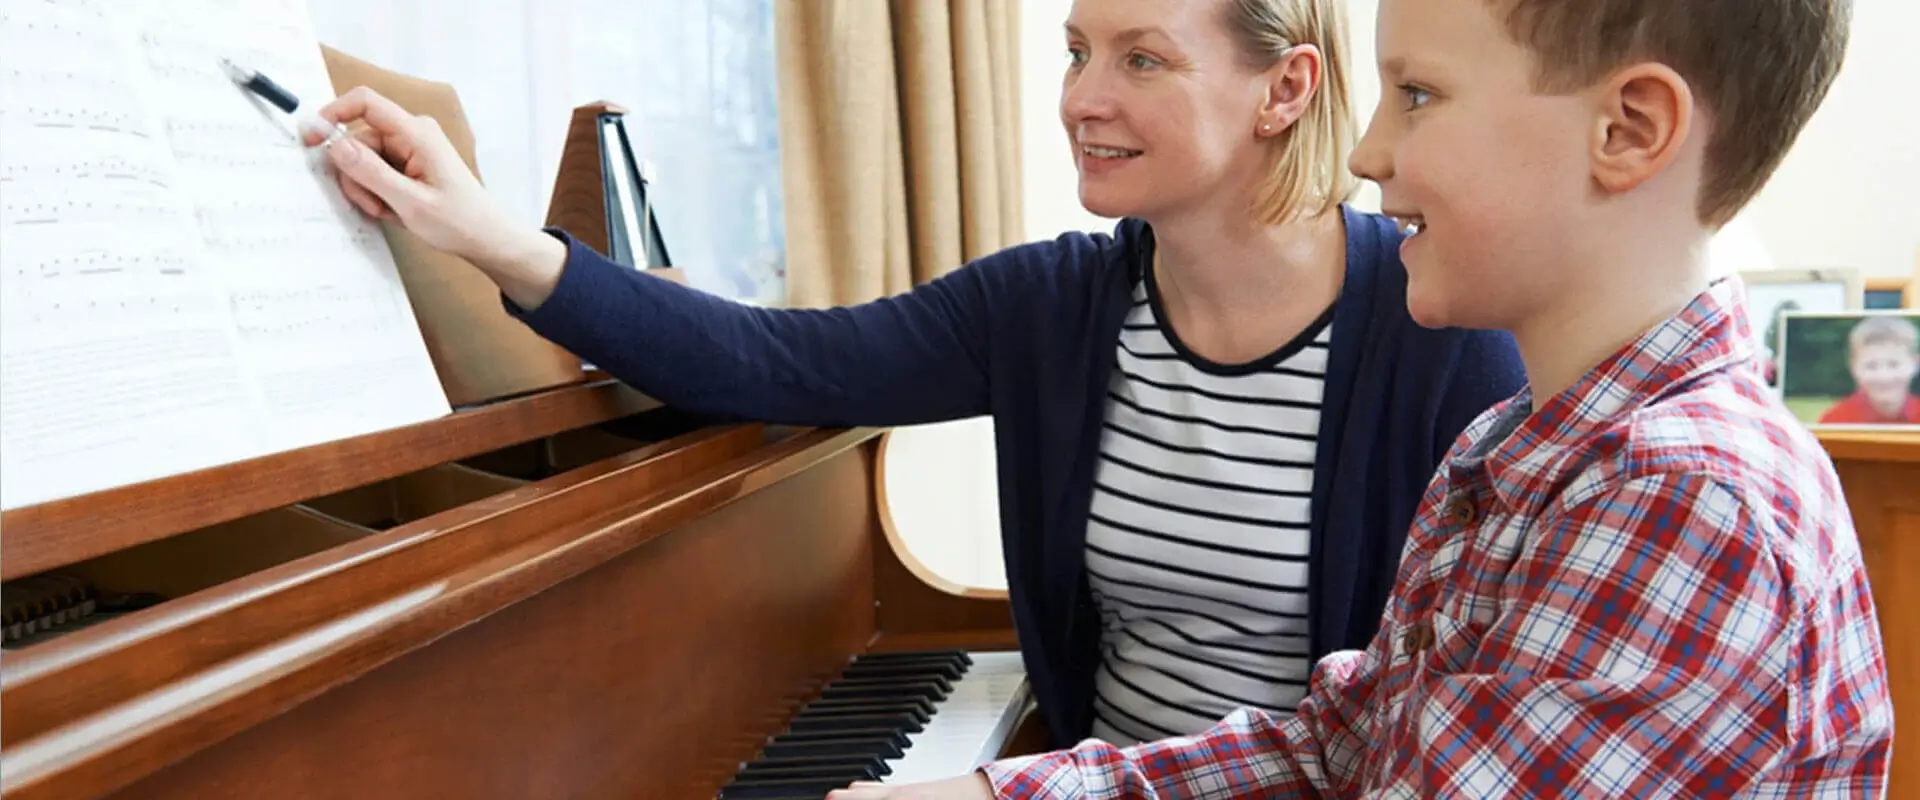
[1349,0,1600,331]
[1851,343,1919,417]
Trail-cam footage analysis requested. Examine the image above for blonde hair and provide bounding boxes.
[1223,0,1360,225]
[1849,316,1920,359]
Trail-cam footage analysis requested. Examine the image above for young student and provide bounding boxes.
[827,0,1896,796]
[1819,315,1920,424]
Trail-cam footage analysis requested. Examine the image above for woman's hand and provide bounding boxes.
[825,774,996,800]
[310,86,566,308]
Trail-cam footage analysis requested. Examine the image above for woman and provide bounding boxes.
[315,0,1522,756]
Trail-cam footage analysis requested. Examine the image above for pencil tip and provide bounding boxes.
[217,57,249,84]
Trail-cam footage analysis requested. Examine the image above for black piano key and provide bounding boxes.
[734,761,878,782]
[850,649,970,667]
[839,659,965,682]
[736,761,884,783]
[830,673,954,691]
[757,737,903,760]
[769,726,911,749]
[829,671,948,690]
[795,701,931,724]
[818,680,947,703]
[719,776,870,800]
[741,753,892,778]
[801,695,936,717]
[787,711,923,734]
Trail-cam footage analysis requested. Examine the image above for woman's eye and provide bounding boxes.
[1066,47,1086,66]
[1127,52,1161,70]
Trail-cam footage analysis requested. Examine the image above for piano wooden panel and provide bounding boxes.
[1822,430,1920,799]
[1,420,1020,800]
[0,378,657,582]
[103,430,882,800]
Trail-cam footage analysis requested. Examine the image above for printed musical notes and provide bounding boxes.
[0,0,451,511]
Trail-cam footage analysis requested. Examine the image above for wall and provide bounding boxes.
[311,0,789,304]
[1019,0,1918,279]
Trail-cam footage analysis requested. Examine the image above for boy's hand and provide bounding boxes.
[825,773,995,799]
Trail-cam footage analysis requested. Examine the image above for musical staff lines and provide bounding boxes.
[0,0,451,511]
[0,156,173,190]
[11,249,193,280]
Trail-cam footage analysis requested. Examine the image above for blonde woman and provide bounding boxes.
[314,0,1523,770]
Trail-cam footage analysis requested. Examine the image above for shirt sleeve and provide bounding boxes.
[1410,472,1797,797]
[976,472,1809,798]
[978,643,1388,799]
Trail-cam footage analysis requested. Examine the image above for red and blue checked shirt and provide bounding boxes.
[981,277,1894,798]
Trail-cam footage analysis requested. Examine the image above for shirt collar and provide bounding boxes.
[1455,275,1761,515]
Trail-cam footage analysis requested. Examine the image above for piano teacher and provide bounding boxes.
[309,0,1522,785]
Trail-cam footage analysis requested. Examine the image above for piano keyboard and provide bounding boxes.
[718,650,1030,798]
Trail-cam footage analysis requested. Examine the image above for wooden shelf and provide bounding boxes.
[0,378,660,582]
[1818,429,1920,464]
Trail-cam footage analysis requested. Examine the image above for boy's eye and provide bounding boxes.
[1399,84,1432,109]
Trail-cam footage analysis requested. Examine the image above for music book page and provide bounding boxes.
[0,0,450,511]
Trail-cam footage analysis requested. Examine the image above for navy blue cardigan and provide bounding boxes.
[506,205,1527,748]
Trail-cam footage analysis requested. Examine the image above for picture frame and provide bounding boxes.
[1775,310,1920,431]
[1863,277,1910,311]
[1740,268,1863,387]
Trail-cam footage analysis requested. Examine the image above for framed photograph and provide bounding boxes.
[1740,268,1863,386]
[1776,310,1920,430]
[1864,277,1909,310]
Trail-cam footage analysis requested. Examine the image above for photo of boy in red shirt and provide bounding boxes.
[1818,315,1920,425]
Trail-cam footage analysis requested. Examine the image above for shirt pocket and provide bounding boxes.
[1422,604,1488,676]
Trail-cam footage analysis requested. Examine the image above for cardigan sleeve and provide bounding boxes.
[503,227,1019,428]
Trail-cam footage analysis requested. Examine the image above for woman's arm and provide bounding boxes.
[500,228,1000,426]
[312,86,1010,427]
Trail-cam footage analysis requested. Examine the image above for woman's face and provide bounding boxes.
[1059,0,1313,225]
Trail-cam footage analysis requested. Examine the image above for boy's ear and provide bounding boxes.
[1588,63,1695,196]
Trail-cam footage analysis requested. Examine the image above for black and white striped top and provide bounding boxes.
[1086,276,1331,746]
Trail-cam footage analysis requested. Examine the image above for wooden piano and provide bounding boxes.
[0,82,1023,800]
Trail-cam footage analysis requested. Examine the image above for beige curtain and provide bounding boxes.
[775,1,1025,308]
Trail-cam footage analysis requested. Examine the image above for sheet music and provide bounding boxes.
[0,0,451,511]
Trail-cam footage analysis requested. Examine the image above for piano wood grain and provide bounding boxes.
[2,424,887,800]
[0,378,659,583]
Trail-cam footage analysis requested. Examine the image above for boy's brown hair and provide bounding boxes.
[1849,316,1920,360]
[1489,0,1852,227]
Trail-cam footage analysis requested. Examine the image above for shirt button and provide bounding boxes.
[1400,622,1435,656]
[1444,497,1480,527]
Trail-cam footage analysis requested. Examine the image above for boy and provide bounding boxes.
[828,0,1894,797]
[1819,315,1920,424]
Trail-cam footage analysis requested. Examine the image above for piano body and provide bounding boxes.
[0,70,1030,800]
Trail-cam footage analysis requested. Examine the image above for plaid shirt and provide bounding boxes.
[982,277,1893,798]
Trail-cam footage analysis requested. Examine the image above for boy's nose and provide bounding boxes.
[1348,122,1392,184]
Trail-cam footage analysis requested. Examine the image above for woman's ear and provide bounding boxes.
[1256,44,1321,137]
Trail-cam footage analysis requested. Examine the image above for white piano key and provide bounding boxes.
[882,651,1030,785]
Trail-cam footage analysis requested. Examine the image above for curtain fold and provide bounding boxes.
[776,1,1024,308]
